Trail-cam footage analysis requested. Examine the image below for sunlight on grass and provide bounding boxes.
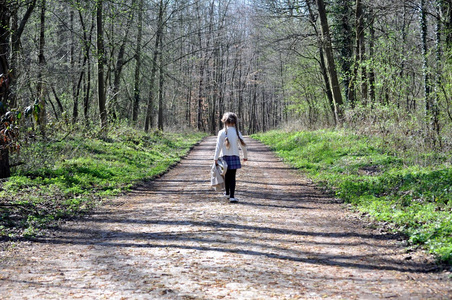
[253,129,452,265]
[0,128,206,238]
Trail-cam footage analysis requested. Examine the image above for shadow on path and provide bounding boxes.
[1,136,449,299]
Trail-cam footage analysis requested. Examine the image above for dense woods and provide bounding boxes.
[1,0,452,178]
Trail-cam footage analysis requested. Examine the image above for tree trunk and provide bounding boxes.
[214,42,226,134]
[196,0,211,131]
[97,0,107,130]
[10,0,36,108]
[348,0,364,107]
[278,51,286,125]
[316,0,344,123]
[145,48,158,131]
[421,0,432,117]
[369,6,376,104]
[0,144,10,179]
[440,0,452,57]
[36,0,47,137]
[112,2,135,121]
[332,0,354,106]
[158,26,164,131]
[197,59,205,131]
[145,0,164,132]
[306,0,335,122]
[83,10,95,123]
[262,87,266,132]
[250,73,258,133]
[355,0,367,102]
[0,0,11,178]
[51,86,64,113]
[433,2,442,144]
[0,1,10,104]
[132,0,144,124]
[71,8,80,124]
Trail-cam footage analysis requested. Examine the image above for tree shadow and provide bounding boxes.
[25,216,438,275]
[1,136,446,298]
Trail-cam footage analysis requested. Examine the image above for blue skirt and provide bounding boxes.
[223,155,241,170]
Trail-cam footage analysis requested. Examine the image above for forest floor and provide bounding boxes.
[1,137,451,299]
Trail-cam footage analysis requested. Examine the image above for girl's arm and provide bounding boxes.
[214,131,224,161]
[238,131,248,160]
[242,145,248,161]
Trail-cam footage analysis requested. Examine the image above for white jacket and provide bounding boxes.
[214,126,248,160]
[210,158,228,191]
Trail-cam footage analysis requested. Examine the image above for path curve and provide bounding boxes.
[1,137,451,299]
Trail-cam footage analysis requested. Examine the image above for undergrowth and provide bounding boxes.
[252,129,452,265]
[0,126,206,238]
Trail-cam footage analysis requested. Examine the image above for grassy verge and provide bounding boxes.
[252,129,452,265]
[0,127,206,238]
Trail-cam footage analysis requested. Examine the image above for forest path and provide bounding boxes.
[1,137,451,299]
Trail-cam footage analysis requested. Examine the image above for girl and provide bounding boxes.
[214,112,248,202]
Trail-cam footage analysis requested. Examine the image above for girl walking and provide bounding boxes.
[214,112,248,202]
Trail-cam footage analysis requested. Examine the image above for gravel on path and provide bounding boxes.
[1,136,451,299]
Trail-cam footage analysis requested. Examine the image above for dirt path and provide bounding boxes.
[1,137,451,299]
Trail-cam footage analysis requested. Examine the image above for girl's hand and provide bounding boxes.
[214,159,218,165]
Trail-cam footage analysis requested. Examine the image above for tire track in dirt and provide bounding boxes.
[1,136,451,299]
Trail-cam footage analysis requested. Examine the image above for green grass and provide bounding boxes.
[252,129,452,265]
[0,127,206,238]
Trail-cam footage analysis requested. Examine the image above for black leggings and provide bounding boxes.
[224,169,237,198]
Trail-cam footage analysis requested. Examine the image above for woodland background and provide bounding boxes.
[1,0,452,174]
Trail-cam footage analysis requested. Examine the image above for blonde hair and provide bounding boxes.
[221,112,246,149]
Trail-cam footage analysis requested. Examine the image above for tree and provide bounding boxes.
[196,0,206,131]
[331,0,354,105]
[97,0,107,130]
[10,0,37,108]
[349,0,366,106]
[316,0,344,123]
[307,0,335,120]
[132,0,144,124]
[145,0,165,132]
[111,0,136,121]
[421,0,434,132]
[158,15,164,131]
[439,0,452,56]
[36,0,47,136]
[0,0,11,178]
[72,2,95,124]
[368,5,376,104]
